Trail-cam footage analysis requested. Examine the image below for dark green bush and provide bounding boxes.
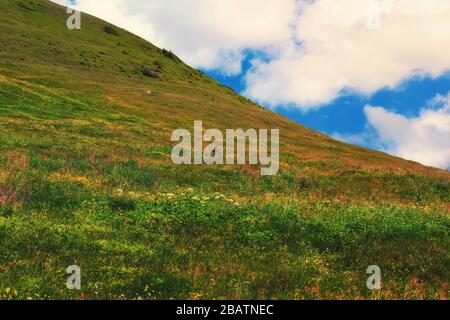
[161,49,180,62]
[103,25,119,36]
[108,196,136,211]
[141,67,160,78]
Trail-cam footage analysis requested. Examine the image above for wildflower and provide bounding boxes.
[191,292,202,300]
[186,188,194,193]
[128,191,138,198]
[113,189,124,196]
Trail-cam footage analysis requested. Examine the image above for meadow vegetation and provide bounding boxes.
[0,0,448,299]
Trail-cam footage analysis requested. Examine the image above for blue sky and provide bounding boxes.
[55,0,450,169]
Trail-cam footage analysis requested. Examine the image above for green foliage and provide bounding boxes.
[0,205,14,217]
[141,66,160,78]
[1,191,448,299]
[108,195,137,211]
[0,0,448,300]
[103,25,119,36]
[107,160,154,188]
[23,175,92,210]
[161,49,181,63]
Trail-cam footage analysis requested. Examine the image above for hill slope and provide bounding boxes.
[0,0,448,300]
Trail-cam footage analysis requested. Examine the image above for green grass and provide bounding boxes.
[0,190,448,299]
[0,0,448,300]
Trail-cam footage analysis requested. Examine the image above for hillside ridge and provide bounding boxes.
[0,0,448,177]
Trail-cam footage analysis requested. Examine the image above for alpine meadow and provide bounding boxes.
[0,0,449,300]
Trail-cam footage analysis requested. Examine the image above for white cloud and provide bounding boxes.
[336,94,450,169]
[244,0,450,109]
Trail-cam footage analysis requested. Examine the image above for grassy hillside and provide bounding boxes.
[0,0,448,300]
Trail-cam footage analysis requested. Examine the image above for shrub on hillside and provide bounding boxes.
[141,67,160,79]
[103,25,119,36]
[161,49,181,62]
[153,60,163,70]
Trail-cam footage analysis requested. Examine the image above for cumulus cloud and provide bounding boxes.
[244,0,450,109]
[336,94,450,170]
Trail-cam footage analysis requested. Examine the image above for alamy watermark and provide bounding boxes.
[366,3,382,30]
[66,265,81,290]
[171,121,279,176]
[66,8,81,30]
[366,265,382,290]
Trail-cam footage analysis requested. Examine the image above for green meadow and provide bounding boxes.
[0,0,448,300]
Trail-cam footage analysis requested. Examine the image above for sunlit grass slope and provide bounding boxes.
[0,0,448,299]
